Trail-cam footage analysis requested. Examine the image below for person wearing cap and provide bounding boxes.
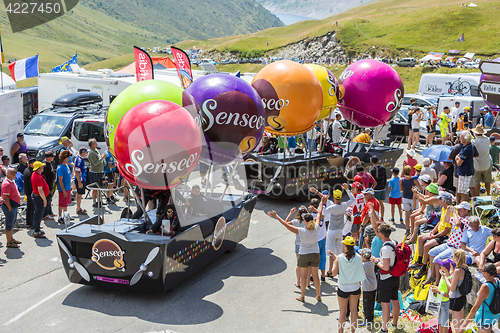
[23,158,36,228]
[484,107,495,129]
[430,258,454,332]
[472,124,493,196]
[353,129,371,144]
[478,227,500,276]
[311,184,355,277]
[42,151,57,220]
[87,138,107,208]
[370,156,387,221]
[358,248,377,327]
[10,132,28,164]
[1,168,22,248]
[359,188,380,247]
[369,223,400,332]
[329,235,366,333]
[490,136,500,172]
[478,107,487,127]
[350,181,366,242]
[462,262,500,332]
[455,131,475,203]
[426,202,470,285]
[56,150,72,224]
[414,192,453,280]
[74,147,88,215]
[407,182,442,244]
[420,158,437,183]
[440,249,468,332]
[31,161,49,238]
[437,161,456,194]
[463,106,471,129]
[403,149,418,176]
[388,167,403,223]
[268,194,327,303]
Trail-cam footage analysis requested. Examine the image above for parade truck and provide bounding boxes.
[0,90,24,156]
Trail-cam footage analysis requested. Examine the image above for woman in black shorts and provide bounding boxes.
[478,228,500,275]
[330,236,366,333]
[441,249,467,332]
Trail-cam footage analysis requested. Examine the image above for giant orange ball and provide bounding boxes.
[252,60,323,136]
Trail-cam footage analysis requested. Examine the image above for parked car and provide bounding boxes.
[464,61,479,69]
[397,58,417,67]
[71,112,107,155]
[23,92,105,160]
[440,61,457,68]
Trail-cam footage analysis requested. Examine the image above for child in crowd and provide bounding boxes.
[388,167,403,223]
[359,248,377,328]
[310,198,327,282]
[430,259,454,333]
[400,165,421,234]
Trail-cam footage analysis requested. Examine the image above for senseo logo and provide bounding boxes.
[202,99,265,132]
[212,218,227,251]
[261,97,289,111]
[91,239,126,271]
[385,89,404,113]
[327,74,337,97]
[125,150,198,178]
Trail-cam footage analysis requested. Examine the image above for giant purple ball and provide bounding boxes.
[185,74,266,165]
[337,59,404,128]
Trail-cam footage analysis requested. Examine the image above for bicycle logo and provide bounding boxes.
[446,78,471,95]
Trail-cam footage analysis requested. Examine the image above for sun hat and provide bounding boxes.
[456,201,471,211]
[358,248,372,259]
[415,164,422,171]
[79,147,88,154]
[343,236,355,246]
[407,149,416,157]
[419,174,431,184]
[472,124,486,135]
[437,258,455,271]
[353,175,363,183]
[333,189,342,199]
[464,106,470,111]
[351,182,363,190]
[33,161,45,171]
[426,183,439,195]
[436,192,453,203]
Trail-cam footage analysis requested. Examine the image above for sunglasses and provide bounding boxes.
[167,210,174,213]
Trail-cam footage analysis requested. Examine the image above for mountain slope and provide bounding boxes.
[0,0,282,73]
[255,0,378,19]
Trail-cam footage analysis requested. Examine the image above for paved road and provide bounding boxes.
[0,148,418,333]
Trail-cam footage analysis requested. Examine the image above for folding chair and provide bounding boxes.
[474,196,494,218]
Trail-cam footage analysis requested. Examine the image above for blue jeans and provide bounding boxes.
[44,191,54,216]
[429,243,456,263]
[32,194,45,232]
[1,204,17,231]
[318,237,326,270]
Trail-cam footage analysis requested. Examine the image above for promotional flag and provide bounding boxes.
[134,46,154,82]
[235,70,241,78]
[0,25,4,64]
[171,46,193,89]
[8,54,39,81]
[51,52,78,72]
[457,33,464,42]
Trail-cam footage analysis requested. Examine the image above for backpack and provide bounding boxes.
[380,241,412,277]
[485,280,500,315]
[458,266,473,296]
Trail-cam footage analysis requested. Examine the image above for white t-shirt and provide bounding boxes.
[306,128,318,140]
[380,240,396,280]
[411,111,421,130]
[420,166,437,181]
[331,120,343,142]
[298,224,320,255]
[312,212,327,241]
[292,219,302,246]
[450,107,460,124]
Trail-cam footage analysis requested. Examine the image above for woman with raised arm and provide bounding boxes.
[268,194,328,303]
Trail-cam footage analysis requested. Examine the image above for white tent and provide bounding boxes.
[0,72,16,90]
[464,52,475,59]
[469,3,478,7]
[419,54,441,62]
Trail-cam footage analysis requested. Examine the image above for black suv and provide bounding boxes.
[23,92,106,160]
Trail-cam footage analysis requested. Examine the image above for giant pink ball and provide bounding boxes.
[337,59,404,128]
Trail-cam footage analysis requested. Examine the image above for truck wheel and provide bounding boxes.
[226,244,237,253]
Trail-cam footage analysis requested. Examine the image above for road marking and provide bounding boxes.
[3,283,73,326]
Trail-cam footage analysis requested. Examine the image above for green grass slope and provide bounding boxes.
[176,0,500,57]
[0,0,282,74]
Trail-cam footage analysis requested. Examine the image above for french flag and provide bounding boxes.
[9,55,39,81]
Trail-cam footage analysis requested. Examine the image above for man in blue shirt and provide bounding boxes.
[74,147,88,215]
[461,215,491,265]
[485,109,495,129]
[56,150,72,224]
[103,150,118,204]
[455,131,474,203]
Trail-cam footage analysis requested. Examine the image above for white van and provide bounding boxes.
[418,73,481,96]
[71,113,107,154]
[398,58,417,67]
